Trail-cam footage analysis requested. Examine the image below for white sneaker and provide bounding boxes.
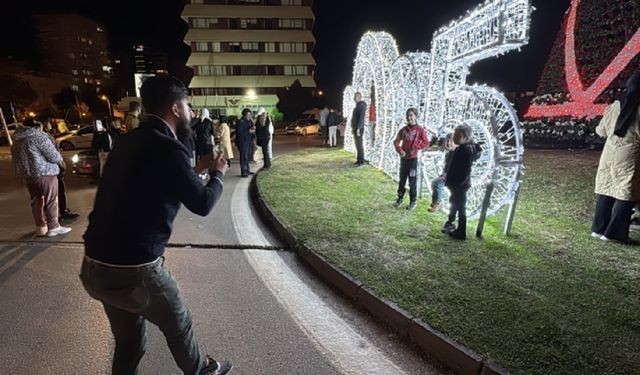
[600,235,610,241]
[591,232,601,238]
[46,226,72,237]
[35,226,48,236]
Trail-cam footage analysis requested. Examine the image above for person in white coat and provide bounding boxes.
[592,72,640,243]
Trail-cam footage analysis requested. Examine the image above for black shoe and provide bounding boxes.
[248,171,255,175]
[61,211,80,220]
[449,229,466,240]
[441,222,455,234]
[406,201,417,211]
[394,198,403,208]
[201,356,232,375]
[356,163,365,168]
[240,174,249,178]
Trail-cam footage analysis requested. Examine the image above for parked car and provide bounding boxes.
[71,149,99,178]
[56,125,94,150]
[0,122,21,145]
[285,117,321,136]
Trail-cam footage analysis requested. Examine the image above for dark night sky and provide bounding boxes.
[1,0,571,101]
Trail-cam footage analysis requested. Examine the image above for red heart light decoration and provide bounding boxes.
[526,0,640,119]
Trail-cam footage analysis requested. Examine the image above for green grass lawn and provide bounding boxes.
[257,148,640,375]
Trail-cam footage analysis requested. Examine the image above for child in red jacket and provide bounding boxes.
[393,108,430,210]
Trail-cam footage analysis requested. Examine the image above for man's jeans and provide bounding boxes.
[80,256,205,375]
[431,177,446,205]
[328,126,337,147]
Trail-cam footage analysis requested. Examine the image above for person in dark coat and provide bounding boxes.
[443,123,482,240]
[193,108,214,161]
[80,75,232,375]
[255,108,273,169]
[351,92,367,166]
[235,108,255,177]
[92,117,123,177]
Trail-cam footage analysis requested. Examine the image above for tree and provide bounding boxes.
[277,80,314,121]
[0,74,38,109]
[52,87,79,122]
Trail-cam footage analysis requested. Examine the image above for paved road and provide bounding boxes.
[0,135,446,375]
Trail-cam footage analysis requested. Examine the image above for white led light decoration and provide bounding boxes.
[344,0,532,234]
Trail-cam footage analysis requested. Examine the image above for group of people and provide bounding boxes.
[318,105,342,147]
[351,92,482,241]
[13,76,286,373]
[188,106,273,178]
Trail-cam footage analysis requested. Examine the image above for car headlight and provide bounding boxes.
[71,154,79,164]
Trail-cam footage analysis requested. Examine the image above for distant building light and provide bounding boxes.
[134,45,145,52]
[114,59,121,64]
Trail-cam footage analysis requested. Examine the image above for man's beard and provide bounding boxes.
[176,115,193,143]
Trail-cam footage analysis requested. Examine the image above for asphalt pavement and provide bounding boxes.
[0,134,445,375]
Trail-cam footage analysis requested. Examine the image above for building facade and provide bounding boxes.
[32,14,111,87]
[181,0,316,116]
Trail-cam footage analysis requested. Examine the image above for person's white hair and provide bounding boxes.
[257,107,266,116]
[200,108,210,120]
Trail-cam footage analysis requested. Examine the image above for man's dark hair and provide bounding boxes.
[219,115,227,123]
[241,108,252,117]
[140,75,188,115]
[23,118,40,128]
[129,101,141,111]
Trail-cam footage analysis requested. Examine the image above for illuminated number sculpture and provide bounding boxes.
[343,0,533,235]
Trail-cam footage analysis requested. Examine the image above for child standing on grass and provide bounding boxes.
[429,133,457,212]
[442,123,482,240]
[394,108,430,211]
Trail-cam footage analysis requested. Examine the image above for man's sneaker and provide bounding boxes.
[441,222,455,234]
[356,163,365,168]
[407,201,417,211]
[35,226,48,236]
[201,356,232,375]
[600,235,610,242]
[449,230,466,240]
[46,226,72,237]
[394,198,403,208]
[591,232,602,238]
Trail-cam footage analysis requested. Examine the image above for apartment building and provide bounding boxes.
[181,0,316,116]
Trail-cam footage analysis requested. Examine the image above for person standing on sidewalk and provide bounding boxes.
[215,116,234,168]
[351,92,367,166]
[11,118,72,237]
[81,75,232,375]
[319,105,330,146]
[327,108,339,147]
[393,108,430,211]
[236,108,255,177]
[194,108,214,163]
[41,116,79,221]
[255,108,272,169]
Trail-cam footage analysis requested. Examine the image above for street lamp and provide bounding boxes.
[100,95,112,116]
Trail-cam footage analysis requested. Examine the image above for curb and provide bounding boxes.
[250,172,509,375]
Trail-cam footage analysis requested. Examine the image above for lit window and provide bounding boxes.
[280,42,292,53]
[265,43,276,53]
[194,18,208,28]
[68,53,75,59]
[71,69,79,75]
[240,18,258,29]
[212,42,222,52]
[241,42,259,51]
[195,42,209,52]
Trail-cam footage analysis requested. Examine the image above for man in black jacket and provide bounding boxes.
[351,92,367,166]
[81,75,232,375]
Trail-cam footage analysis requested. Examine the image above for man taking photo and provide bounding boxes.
[80,75,232,375]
